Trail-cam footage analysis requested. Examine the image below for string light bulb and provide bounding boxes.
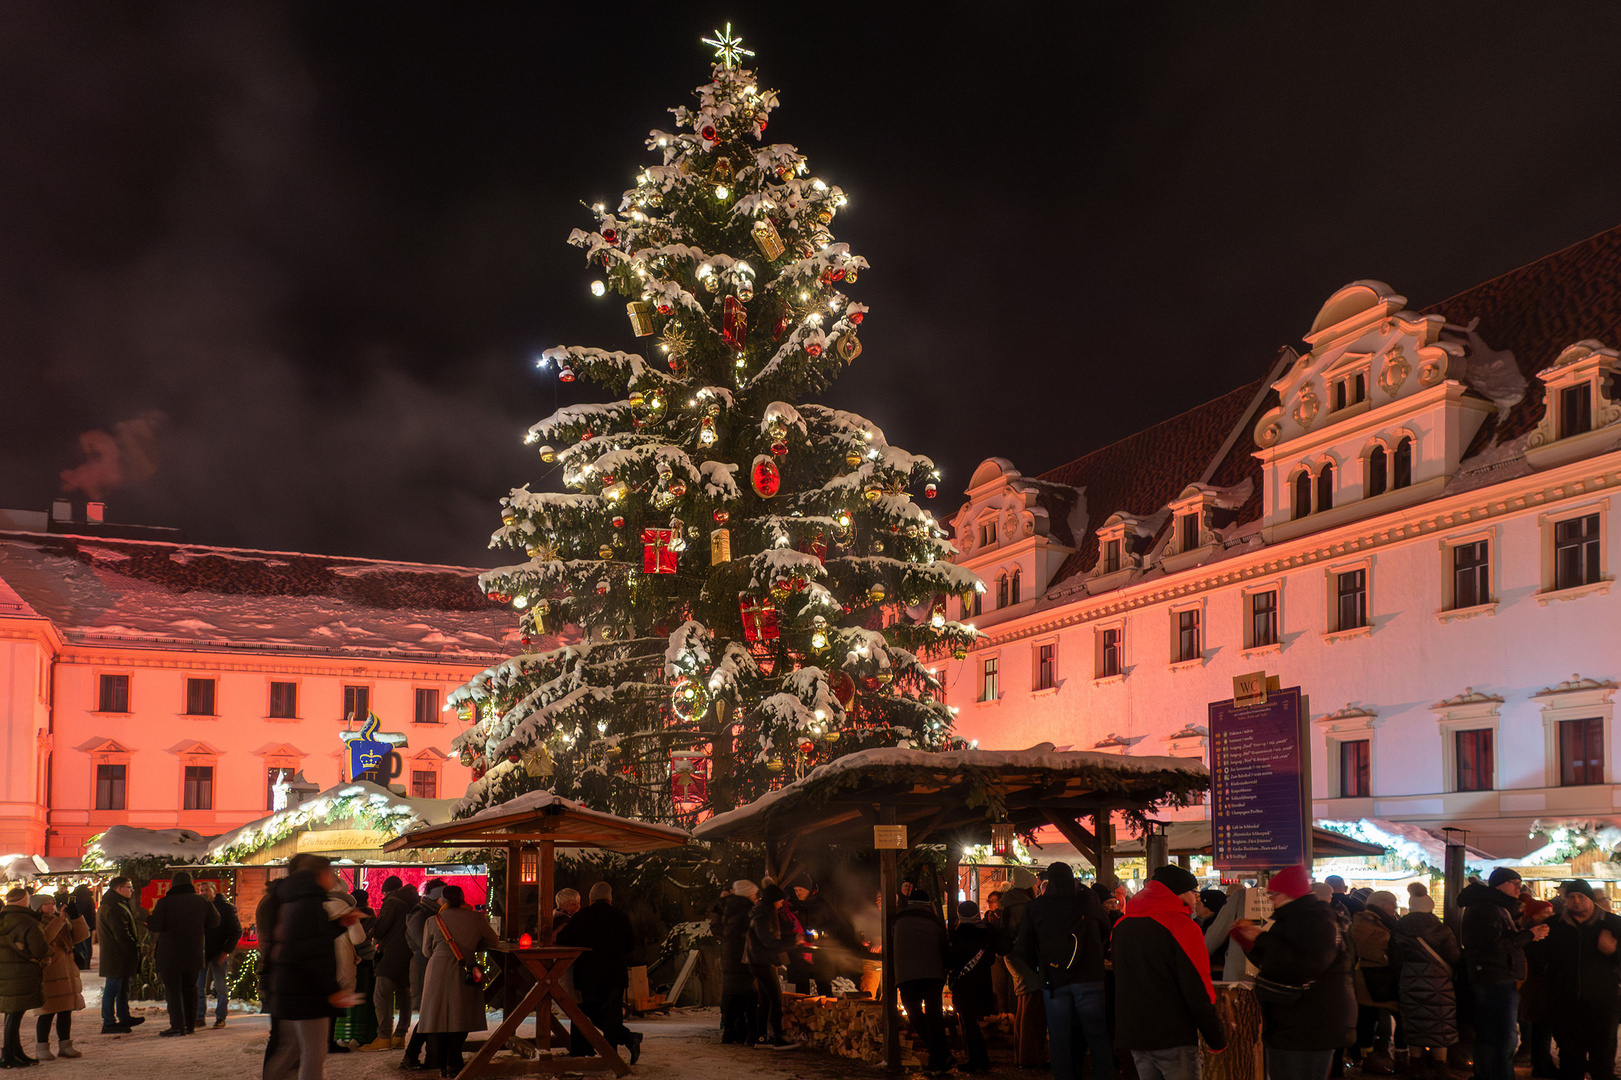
[590,281,606,297]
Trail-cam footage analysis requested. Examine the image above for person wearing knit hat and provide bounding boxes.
[732,879,759,899]
[1392,889,1462,1076]
[1458,867,1548,1080]
[1349,891,1402,1074]
[1536,879,1621,1080]
[1231,866,1354,1075]
[712,881,758,1044]
[948,900,997,1073]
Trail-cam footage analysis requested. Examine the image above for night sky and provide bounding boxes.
[4,3,1620,565]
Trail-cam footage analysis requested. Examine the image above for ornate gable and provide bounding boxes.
[949,458,1080,621]
[1525,340,1621,469]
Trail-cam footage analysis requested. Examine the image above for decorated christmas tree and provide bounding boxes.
[449,27,981,822]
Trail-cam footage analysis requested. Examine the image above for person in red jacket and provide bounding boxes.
[1113,865,1227,1080]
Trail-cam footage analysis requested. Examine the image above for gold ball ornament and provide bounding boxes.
[598,544,614,560]
[862,483,884,503]
[845,450,863,468]
[539,445,556,462]
[867,583,887,604]
[765,759,785,775]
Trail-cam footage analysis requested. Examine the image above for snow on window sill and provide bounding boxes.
[1436,601,1498,624]
[975,695,1003,707]
[1094,672,1126,686]
[1241,642,1283,658]
[1322,625,1373,644]
[1170,656,1206,672]
[1536,580,1612,606]
[1031,686,1059,698]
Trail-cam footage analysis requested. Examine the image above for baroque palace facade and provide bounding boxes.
[942,225,1621,858]
[0,511,524,856]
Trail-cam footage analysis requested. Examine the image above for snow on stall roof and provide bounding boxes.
[1319,818,1515,872]
[693,743,1208,841]
[0,532,525,662]
[434,788,691,846]
[86,826,215,865]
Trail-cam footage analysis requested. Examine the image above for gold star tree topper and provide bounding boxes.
[702,23,754,69]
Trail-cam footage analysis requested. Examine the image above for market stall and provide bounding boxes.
[383,790,692,1078]
[692,743,1210,1072]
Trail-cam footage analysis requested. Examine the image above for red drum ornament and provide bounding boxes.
[831,671,856,707]
[751,457,781,498]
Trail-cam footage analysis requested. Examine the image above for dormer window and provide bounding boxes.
[1331,373,1367,412]
[1178,512,1200,553]
[1562,383,1593,439]
[1316,462,1334,513]
[1103,538,1121,573]
[980,521,998,547]
[1367,445,1388,498]
[1393,437,1412,489]
[1293,470,1312,520]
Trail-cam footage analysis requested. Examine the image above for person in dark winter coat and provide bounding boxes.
[0,887,47,1068]
[1459,868,1547,1080]
[999,886,1048,1068]
[70,885,96,971]
[1350,891,1403,1074]
[893,890,952,1074]
[556,882,643,1065]
[1114,865,1227,1080]
[196,882,242,1029]
[785,877,834,994]
[1233,866,1354,1080]
[399,881,445,1071]
[265,855,357,1080]
[1393,895,1460,1079]
[365,879,416,1051]
[710,881,758,1044]
[742,883,798,1049]
[949,901,1000,1074]
[1018,863,1111,1080]
[146,870,220,1037]
[97,877,144,1033]
[1532,879,1621,1080]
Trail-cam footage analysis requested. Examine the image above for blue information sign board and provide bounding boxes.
[1209,686,1308,872]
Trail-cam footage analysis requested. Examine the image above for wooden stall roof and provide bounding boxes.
[1111,820,1386,859]
[382,790,691,854]
[692,743,1210,849]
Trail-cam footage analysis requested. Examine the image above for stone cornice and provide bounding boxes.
[969,449,1621,651]
[51,649,482,682]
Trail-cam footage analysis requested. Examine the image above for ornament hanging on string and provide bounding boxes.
[723,295,747,348]
[458,747,474,768]
[831,671,856,707]
[751,219,786,260]
[642,528,678,574]
[712,156,733,182]
[836,333,862,361]
[670,678,709,721]
[751,456,781,498]
[867,582,887,604]
[710,528,731,564]
[738,595,780,642]
[626,301,654,336]
[698,417,717,447]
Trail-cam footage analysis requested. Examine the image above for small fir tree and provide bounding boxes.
[450,29,981,822]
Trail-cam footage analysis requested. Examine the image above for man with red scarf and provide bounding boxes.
[1113,865,1227,1080]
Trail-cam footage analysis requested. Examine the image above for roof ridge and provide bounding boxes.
[0,529,494,575]
[1421,221,1621,315]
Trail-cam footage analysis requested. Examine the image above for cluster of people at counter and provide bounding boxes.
[708,862,1621,1080]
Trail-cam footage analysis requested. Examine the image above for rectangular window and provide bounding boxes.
[1558,717,1604,786]
[94,764,126,811]
[1353,372,1366,403]
[1339,739,1370,798]
[415,687,442,724]
[343,685,370,723]
[411,770,438,799]
[1562,383,1593,440]
[183,765,214,810]
[185,678,216,716]
[1176,609,1201,663]
[266,766,294,811]
[269,681,298,719]
[1455,728,1494,792]
[1250,590,1278,648]
[1452,541,1490,609]
[1554,514,1602,591]
[1100,628,1122,678]
[1035,644,1056,691]
[980,521,997,547]
[1336,569,1367,631]
[981,657,999,702]
[1334,380,1348,411]
[1179,512,1200,553]
[98,674,129,713]
[968,591,981,618]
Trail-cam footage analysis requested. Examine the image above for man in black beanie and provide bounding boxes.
[1113,865,1226,1080]
[1018,863,1112,1080]
[1460,866,1548,1080]
[1537,879,1621,1080]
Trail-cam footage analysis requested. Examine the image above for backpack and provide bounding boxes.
[1035,899,1093,986]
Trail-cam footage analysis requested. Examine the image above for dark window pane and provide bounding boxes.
[269,682,298,718]
[1294,471,1313,520]
[1354,373,1366,403]
[982,657,999,701]
[411,771,438,799]
[1339,740,1370,798]
[1562,383,1593,439]
[1335,381,1347,411]
[1251,590,1278,647]
[1036,644,1056,691]
[95,764,126,811]
[1559,718,1604,786]
[1317,463,1335,513]
[343,685,370,723]
[183,765,213,810]
[1177,609,1201,662]
[1455,728,1494,792]
[185,678,215,716]
[1180,513,1200,553]
[1337,569,1367,631]
[1367,446,1388,498]
[1104,539,1121,573]
[1009,569,1020,606]
[1453,541,1490,609]
[1101,629,1121,678]
[1393,438,1412,489]
[99,674,129,713]
[1555,514,1602,590]
[415,688,441,725]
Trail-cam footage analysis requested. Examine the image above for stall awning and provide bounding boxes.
[383,790,691,854]
[1111,820,1386,859]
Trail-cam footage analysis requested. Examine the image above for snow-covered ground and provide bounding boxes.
[44,971,1013,1078]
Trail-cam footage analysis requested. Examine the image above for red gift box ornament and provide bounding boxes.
[723,295,747,349]
[642,528,678,574]
[796,535,828,565]
[739,595,780,642]
[751,457,780,498]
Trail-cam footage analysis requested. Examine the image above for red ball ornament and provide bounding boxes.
[751,458,781,498]
[657,301,672,315]
[832,671,856,707]
[701,125,718,142]
[758,118,768,134]
[601,228,617,245]
[558,366,576,383]
[850,312,865,325]
[770,441,788,456]
[713,509,730,524]
[797,738,814,754]
[805,343,822,357]
[612,515,624,528]
[861,675,882,691]
[507,752,521,764]
[773,314,789,339]
[925,483,937,499]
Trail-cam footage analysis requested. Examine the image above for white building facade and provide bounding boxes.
[943,227,1621,858]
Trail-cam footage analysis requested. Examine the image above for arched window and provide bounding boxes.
[996,574,1009,609]
[1367,445,1388,498]
[1316,462,1335,513]
[1393,436,1413,489]
[1009,568,1021,606]
[1293,470,1313,520]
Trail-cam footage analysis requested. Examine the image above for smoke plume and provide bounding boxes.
[59,411,166,500]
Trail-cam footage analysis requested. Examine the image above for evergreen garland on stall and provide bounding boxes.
[451,28,982,823]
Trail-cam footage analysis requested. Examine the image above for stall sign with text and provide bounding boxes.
[1209,685,1308,872]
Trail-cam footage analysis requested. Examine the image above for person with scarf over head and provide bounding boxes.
[1114,865,1227,1080]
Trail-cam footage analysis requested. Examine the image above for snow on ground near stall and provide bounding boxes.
[0,533,522,660]
[66,971,1003,1079]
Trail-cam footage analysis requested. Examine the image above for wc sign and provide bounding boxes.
[344,714,406,786]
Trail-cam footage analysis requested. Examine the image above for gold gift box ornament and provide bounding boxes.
[626,301,655,336]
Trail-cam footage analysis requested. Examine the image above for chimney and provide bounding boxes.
[86,502,105,524]
[50,499,72,524]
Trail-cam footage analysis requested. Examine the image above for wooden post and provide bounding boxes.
[878,806,901,1073]
[945,841,961,928]
[1091,810,1114,884]
[539,840,555,945]
[504,842,524,941]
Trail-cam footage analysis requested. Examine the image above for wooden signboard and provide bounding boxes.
[873,825,908,850]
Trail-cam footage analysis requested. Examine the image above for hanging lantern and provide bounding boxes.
[751,457,781,498]
[710,528,732,564]
[539,445,556,462]
[598,544,614,560]
[519,846,539,884]
[557,365,576,383]
[992,823,1016,859]
[507,751,521,764]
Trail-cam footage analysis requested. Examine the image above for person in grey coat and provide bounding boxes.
[417,887,498,1079]
[893,889,952,1073]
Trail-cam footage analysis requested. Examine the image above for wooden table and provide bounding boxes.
[456,945,630,1078]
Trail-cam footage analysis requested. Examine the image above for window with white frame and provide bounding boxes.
[1034,642,1057,691]
[415,687,442,724]
[1452,540,1491,610]
[1330,566,1369,633]
[1541,504,1608,598]
[269,681,299,719]
[1316,705,1380,799]
[185,677,216,717]
[1174,608,1201,664]
[1248,588,1279,649]
[1096,624,1124,679]
[98,673,130,713]
[1536,675,1616,789]
[1433,688,1503,794]
[1339,739,1370,797]
[980,656,999,701]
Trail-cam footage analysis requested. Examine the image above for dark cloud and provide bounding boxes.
[1,3,1619,562]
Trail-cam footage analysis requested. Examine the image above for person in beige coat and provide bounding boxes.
[31,894,89,1060]
[418,887,498,1078]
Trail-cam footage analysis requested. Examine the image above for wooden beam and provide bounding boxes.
[1091,810,1114,884]
[538,840,555,945]
[879,805,900,1074]
[908,808,951,848]
[1041,810,1099,867]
